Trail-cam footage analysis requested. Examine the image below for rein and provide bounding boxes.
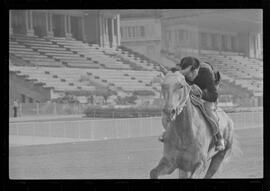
[168,83,191,121]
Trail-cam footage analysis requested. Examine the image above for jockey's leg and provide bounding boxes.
[204,102,225,151]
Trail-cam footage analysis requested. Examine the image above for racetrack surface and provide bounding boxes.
[9,127,263,179]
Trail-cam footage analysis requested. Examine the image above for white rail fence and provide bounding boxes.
[9,112,263,141]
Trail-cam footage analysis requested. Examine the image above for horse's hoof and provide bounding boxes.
[150,169,158,179]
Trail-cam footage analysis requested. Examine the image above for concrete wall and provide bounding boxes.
[120,18,162,62]
[120,18,161,42]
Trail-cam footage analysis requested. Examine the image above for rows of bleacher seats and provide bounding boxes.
[100,46,157,71]
[200,54,262,79]
[199,53,263,94]
[9,66,96,91]
[9,34,165,98]
[10,34,158,72]
[49,38,130,69]
[9,36,63,67]
[9,66,161,97]
[86,69,160,94]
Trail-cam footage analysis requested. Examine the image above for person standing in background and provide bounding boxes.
[13,99,19,117]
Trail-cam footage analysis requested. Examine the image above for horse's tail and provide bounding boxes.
[224,118,243,163]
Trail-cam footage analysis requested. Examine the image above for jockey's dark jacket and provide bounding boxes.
[186,62,218,102]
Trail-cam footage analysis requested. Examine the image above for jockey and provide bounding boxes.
[159,56,225,151]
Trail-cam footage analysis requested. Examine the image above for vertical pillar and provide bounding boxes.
[235,36,239,52]
[68,15,72,38]
[25,10,34,36]
[116,14,121,46]
[198,31,201,55]
[217,34,222,53]
[9,10,13,35]
[111,18,117,48]
[227,35,232,51]
[65,15,72,39]
[99,15,104,46]
[106,18,110,47]
[249,33,255,58]
[81,17,86,41]
[104,18,109,47]
[45,13,54,37]
[206,33,211,49]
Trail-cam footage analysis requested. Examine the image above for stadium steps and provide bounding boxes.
[163,50,261,96]
[118,46,161,70]
[10,36,64,67]
[122,73,160,96]
[49,38,127,70]
[85,72,127,96]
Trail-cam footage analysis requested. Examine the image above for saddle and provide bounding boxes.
[190,94,219,135]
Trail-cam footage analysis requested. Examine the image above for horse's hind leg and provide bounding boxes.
[150,157,176,179]
[204,150,227,178]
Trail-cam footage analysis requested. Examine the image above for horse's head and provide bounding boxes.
[161,71,190,121]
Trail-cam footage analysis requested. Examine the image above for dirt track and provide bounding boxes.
[9,127,263,179]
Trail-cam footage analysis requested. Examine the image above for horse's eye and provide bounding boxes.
[177,84,183,89]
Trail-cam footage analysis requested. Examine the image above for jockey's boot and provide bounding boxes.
[204,101,225,151]
[215,132,225,151]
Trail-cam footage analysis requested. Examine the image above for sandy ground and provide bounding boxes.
[9,126,262,179]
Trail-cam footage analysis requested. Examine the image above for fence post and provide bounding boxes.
[33,122,36,136]
[78,120,81,139]
[16,123,19,136]
[19,103,22,117]
[53,102,57,115]
[150,117,153,136]
[127,119,130,138]
[48,121,52,137]
[36,102,39,115]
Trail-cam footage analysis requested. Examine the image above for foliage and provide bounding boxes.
[51,95,79,104]
[132,90,155,96]
[115,95,138,105]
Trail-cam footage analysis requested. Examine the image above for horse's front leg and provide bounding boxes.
[178,169,190,179]
[150,157,176,179]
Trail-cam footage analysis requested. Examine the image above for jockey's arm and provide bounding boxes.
[190,84,203,98]
[201,70,218,102]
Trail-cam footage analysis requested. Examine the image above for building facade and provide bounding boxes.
[10,10,121,48]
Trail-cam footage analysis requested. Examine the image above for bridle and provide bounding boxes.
[162,81,191,121]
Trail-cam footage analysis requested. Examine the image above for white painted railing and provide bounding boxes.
[9,112,263,141]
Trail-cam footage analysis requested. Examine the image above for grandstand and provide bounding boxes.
[9,32,162,102]
[9,10,263,109]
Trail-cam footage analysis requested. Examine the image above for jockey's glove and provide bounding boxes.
[190,84,202,98]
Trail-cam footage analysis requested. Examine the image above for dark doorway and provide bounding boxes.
[52,14,65,37]
[12,10,27,35]
[33,12,46,37]
[71,16,83,40]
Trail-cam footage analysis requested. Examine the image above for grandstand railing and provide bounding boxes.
[10,102,263,118]
[9,112,263,141]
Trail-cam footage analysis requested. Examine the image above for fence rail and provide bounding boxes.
[9,112,263,141]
